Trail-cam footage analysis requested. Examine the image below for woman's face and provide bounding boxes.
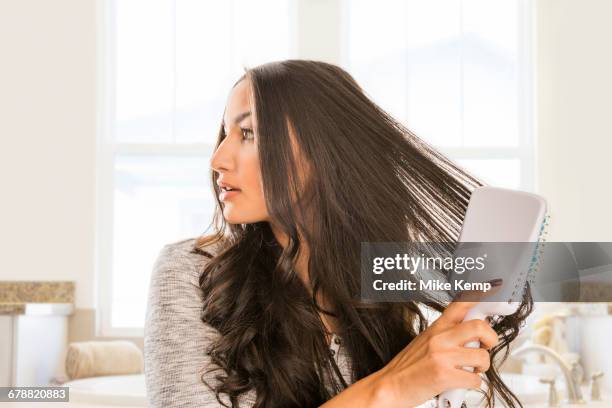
[210,78,270,224]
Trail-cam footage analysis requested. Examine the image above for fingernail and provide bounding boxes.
[488,278,503,286]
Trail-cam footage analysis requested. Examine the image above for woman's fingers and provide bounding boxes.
[445,319,499,350]
[451,347,491,373]
[446,368,484,390]
[435,300,478,326]
[427,318,498,356]
[434,280,503,329]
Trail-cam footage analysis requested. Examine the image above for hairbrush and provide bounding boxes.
[437,186,549,408]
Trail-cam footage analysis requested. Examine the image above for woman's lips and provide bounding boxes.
[219,189,241,201]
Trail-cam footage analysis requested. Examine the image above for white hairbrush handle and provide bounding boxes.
[437,307,488,408]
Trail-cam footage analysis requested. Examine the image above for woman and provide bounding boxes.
[144,59,532,407]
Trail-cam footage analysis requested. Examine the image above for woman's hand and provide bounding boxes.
[371,298,500,407]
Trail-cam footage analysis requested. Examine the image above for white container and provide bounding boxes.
[569,314,612,392]
[0,304,73,387]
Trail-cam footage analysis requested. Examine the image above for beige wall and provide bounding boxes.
[0,0,611,345]
[0,0,97,309]
[535,0,612,241]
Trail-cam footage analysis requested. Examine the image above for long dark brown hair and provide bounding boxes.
[191,60,532,407]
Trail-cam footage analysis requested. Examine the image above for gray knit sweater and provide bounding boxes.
[143,238,352,407]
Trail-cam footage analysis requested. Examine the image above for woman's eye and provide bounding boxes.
[240,127,255,141]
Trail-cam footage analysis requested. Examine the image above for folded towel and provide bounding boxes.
[65,340,143,380]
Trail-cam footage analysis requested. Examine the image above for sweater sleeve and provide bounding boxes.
[143,240,256,407]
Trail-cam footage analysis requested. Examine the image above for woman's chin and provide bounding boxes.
[223,214,243,224]
[222,209,250,225]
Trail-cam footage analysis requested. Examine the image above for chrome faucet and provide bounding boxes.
[539,377,560,407]
[510,343,585,404]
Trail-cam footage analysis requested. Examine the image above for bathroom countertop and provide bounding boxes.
[0,302,27,314]
[0,281,75,316]
[579,282,612,304]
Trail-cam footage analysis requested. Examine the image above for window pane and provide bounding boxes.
[175,0,293,144]
[346,0,463,147]
[175,0,232,144]
[456,158,520,189]
[111,154,215,328]
[346,0,409,124]
[115,0,174,143]
[404,0,462,148]
[462,0,519,147]
[344,0,522,149]
[114,0,293,145]
[232,0,293,69]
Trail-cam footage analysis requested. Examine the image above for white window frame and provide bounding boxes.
[95,0,534,337]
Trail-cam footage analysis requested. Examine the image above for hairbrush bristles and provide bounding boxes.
[527,213,550,287]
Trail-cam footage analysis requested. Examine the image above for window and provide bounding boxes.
[342,0,535,190]
[98,0,295,335]
[99,0,534,335]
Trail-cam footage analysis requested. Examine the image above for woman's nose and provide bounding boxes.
[210,137,235,173]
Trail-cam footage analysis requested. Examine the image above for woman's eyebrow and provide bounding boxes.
[232,111,251,125]
[222,111,252,132]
